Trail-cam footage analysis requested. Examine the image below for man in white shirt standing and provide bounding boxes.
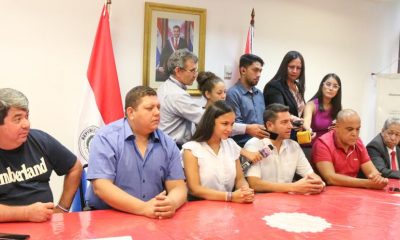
[158,49,268,148]
[244,103,325,194]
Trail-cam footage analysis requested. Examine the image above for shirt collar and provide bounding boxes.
[123,118,160,142]
[235,82,259,95]
[262,138,288,152]
[386,146,396,153]
[333,131,355,153]
[169,76,187,90]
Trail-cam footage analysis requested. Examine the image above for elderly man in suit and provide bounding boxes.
[367,117,400,179]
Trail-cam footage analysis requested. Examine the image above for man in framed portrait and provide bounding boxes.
[157,25,188,82]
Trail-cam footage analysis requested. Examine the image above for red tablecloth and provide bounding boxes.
[1,183,400,240]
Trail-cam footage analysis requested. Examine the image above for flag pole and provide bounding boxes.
[105,0,111,16]
[250,8,255,27]
[244,8,255,54]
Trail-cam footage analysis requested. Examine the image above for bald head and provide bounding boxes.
[335,109,361,149]
[336,109,360,123]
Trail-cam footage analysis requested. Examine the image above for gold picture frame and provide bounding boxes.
[143,2,206,96]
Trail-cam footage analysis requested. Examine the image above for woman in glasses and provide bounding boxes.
[303,73,342,144]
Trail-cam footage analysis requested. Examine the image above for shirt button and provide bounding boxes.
[142,195,146,198]
[142,179,145,183]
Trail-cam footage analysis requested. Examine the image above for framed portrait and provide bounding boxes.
[143,2,206,95]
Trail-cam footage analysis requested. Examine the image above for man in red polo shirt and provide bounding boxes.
[312,109,388,189]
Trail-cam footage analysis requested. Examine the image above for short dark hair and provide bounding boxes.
[173,25,180,30]
[196,71,223,98]
[239,54,264,69]
[192,100,233,142]
[125,86,157,115]
[263,103,289,124]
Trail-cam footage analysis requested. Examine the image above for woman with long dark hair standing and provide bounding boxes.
[263,51,306,120]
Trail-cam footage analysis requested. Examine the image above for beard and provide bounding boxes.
[246,78,259,87]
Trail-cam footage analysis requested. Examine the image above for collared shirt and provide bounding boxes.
[244,137,313,182]
[86,118,185,210]
[312,131,370,177]
[157,77,203,144]
[157,77,246,144]
[386,146,398,170]
[226,82,265,146]
[182,138,241,192]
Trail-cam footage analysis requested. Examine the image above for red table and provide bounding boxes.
[1,184,400,240]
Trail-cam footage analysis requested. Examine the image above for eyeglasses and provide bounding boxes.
[323,82,340,90]
[180,68,198,74]
[288,65,302,71]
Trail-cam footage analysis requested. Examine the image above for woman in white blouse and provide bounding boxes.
[182,101,255,203]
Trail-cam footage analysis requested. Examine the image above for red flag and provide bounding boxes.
[72,4,123,212]
[87,4,123,124]
[244,9,255,54]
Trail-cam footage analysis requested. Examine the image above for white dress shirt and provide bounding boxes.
[244,137,313,183]
[182,138,241,192]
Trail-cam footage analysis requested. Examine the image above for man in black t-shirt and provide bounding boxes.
[0,88,82,222]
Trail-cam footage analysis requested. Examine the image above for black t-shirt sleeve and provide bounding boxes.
[30,129,77,176]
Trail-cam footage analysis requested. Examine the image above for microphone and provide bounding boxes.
[241,144,274,172]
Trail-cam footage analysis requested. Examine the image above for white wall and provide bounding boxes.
[1,0,399,202]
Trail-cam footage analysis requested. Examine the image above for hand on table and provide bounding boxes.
[26,202,54,222]
[142,191,177,219]
[292,176,324,195]
[232,186,255,203]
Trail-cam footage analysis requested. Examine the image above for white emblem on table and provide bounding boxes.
[263,212,331,233]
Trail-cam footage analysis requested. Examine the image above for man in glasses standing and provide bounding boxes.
[157,49,202,148]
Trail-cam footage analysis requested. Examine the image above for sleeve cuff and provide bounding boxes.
[232,123,247,135]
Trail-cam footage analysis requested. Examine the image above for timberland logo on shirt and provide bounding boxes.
[0,158,48,185]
